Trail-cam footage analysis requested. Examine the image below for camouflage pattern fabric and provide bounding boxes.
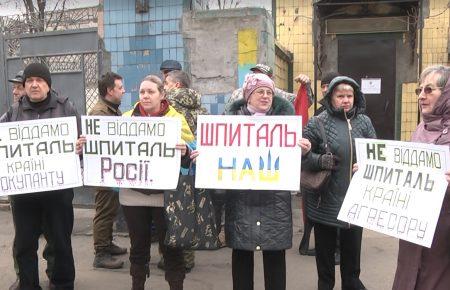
[166,88,208,135]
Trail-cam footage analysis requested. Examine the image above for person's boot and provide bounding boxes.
[106,241,127,256]
[169,280,184,290]
[183,250,195,273]
[299,245,316,256]
[130,263,149,290]
[93,251,124,269]
[8,278,19,290]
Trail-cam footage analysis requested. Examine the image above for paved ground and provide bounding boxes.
[0,196,399,290]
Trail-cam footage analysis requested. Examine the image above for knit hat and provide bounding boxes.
[23,63,52,87]
[8,70,24,84]
[250,64,273,77]
[243,73,275,101]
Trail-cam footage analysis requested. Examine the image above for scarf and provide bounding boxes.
[247,103,270,116]
[412,77,450,146]
[138,99,170,117]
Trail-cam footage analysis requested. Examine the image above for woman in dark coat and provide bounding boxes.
[224,73,295,290]
[392,65,450,290]
[302,76,376,290]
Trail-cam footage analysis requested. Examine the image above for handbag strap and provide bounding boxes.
[316,117,330,154]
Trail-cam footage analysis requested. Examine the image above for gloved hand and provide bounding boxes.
[318,153,339,170]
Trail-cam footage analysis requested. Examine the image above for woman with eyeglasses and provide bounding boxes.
[302,76,376,290]
[392,65,450,290]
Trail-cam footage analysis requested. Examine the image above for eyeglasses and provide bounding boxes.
[415,85,442,96]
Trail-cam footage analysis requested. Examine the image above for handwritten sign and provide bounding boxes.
[82,116,181,189]
[0,117,82,196]
[195,115,302,190]
[338,138,450,247]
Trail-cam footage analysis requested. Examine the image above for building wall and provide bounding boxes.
[101,0,185,112]
[275,0,314,114]
[276,0,450,141]
[275,51,289,91]
[182,8,276,114]
[401,0,450,141]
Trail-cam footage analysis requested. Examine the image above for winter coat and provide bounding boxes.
[119,101,194,207]
[89,96,121,117]
[224,96,295,251]
[392,75,450,290]
[1,91,80,132]
[166,87,208,135]
[302,76,376,228]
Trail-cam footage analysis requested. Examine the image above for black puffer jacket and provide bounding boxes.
[302,76,376,228]
[224,96,294,251]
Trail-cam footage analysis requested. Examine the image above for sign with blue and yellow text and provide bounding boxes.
[195,115,302,191]
[0,117,82,196]
[82,116,181,189]
[338,138,450,247]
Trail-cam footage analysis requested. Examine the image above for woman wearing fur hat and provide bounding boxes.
[223,73,299,290]
[302,76,376,290]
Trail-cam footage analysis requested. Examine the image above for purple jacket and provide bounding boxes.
[392,75,450,290]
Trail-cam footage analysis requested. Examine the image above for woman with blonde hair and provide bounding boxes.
[120,75,194,290]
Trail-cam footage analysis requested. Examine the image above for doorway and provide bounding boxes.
[338,35,397,140]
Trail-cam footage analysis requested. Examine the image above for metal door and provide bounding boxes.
[338,35,397,140]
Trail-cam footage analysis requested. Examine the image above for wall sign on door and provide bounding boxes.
[361,78,381,94]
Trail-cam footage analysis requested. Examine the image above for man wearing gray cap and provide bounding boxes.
[8,71,26,103]
[160,59,182,80]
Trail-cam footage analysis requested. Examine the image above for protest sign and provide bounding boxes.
[82,116,181,189]
[0,117,82,196]
[338,138,450,247]
[195,115,302,190]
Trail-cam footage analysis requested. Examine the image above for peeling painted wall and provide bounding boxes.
[182,8,275,114]
[102,0,185,112]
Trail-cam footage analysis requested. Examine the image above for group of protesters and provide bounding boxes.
[1,59,450,290]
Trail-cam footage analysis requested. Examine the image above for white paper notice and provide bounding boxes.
[361,78,381,94]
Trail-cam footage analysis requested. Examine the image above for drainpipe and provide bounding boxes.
[313,5,318,112]
[273,0,277,38]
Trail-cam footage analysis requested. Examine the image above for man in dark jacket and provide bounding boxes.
[162,69,209,272]
[6,70,55,290]
[91,72,127,269]
[164,70,208,134]
[8,70,26,103]
[1,62,79,290]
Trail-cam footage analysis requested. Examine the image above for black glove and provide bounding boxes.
[318,153,339,170]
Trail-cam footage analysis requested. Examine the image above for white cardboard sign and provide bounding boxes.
[82,116,181,189]
[0,117,82,196]
[195,115,302,191]
[338,138,450,247]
